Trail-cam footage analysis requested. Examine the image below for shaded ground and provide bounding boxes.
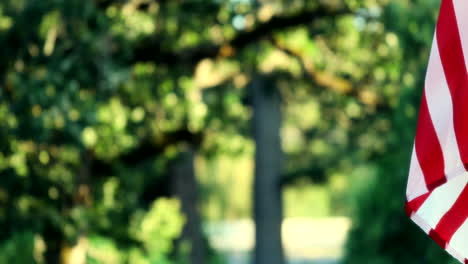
[224,253,339,264]
[205,217,350,264]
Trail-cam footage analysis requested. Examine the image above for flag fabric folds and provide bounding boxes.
[405,0,468,262]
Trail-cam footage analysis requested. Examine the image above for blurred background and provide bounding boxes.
[0,0,459,263]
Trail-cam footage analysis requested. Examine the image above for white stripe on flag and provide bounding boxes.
[449,219,468,260]
[407,146,428,201]
[416,173,468,228]
[446,245,465,264]
[452,0,468,71]
[424,35,464,179]
[411,213,432,234]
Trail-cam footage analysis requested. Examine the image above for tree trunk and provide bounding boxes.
[252,76,285,264]
[171,145,206,264]
[60,151,92,264]
[43,151,92,264]
[43,223,63,264]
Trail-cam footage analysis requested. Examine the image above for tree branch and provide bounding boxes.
[130,6,352,67]
[269,36,354,95]
[90,128,203,175]
[269,36,392,113]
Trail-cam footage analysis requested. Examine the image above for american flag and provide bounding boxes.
[406,0,468,262]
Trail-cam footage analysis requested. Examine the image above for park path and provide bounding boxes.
[205,217,350,264]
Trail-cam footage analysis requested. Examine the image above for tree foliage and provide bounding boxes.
[0,0,453,263]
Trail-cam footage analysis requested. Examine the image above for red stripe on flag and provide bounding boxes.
[405,192,431,216]
[437,0,468,170]
[433,183,468,245]
[415,92,446,191]
[429,228,447,248]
